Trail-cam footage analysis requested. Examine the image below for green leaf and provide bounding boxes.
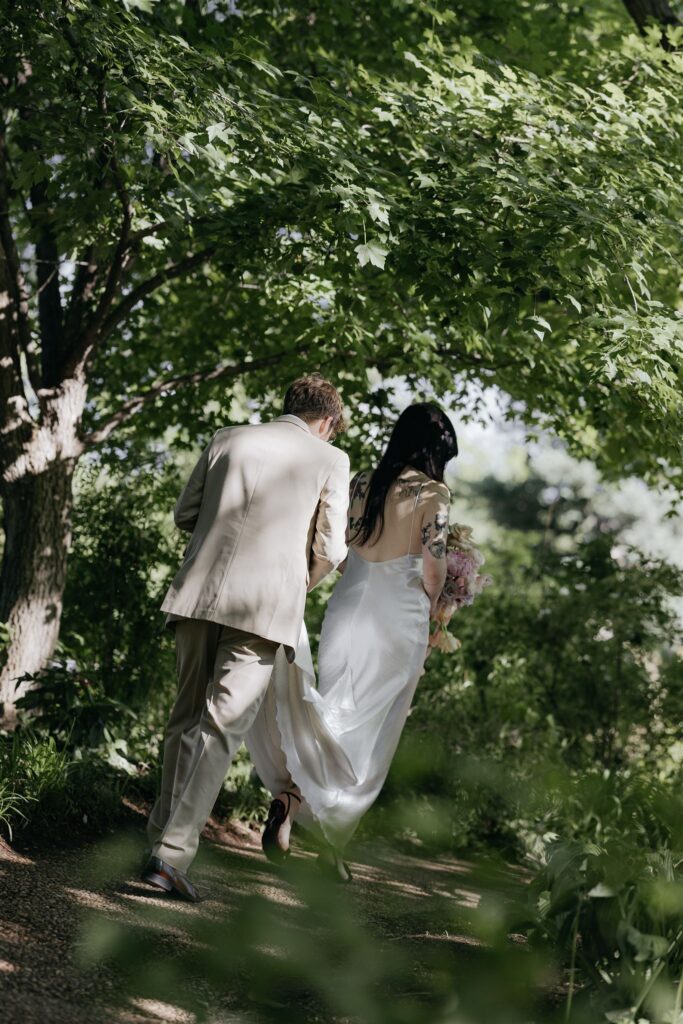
[404,51,427,70]
[122,0,159,11]
[355,241,389,269]
[250,58,284,81]
[587,882,616,898]
[207,122,230,143]
[367,202,390,226]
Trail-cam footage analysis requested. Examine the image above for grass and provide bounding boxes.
[0,729,129,842]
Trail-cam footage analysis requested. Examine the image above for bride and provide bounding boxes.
[245,402,458,880]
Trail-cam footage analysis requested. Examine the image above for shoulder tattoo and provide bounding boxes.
[396,479,424,500]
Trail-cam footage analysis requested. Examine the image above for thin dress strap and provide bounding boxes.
[407,482,424,556]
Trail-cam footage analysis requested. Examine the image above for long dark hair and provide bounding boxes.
[352,403,458,546]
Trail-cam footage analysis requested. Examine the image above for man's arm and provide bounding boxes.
[174,439,213,532]
[308,451,350,591]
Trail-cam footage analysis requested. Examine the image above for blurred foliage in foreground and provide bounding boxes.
[77,769,683,1024]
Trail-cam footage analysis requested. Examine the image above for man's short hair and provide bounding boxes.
[283,374,347,435]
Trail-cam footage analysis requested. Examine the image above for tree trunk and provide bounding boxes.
[0,459,75,720]
[621,0,681,33]
[0,370,86,724]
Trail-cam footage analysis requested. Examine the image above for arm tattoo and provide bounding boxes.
[429,539,447,559]
[349,472,369,539]
[350,471,369,502]
[422,510,448,558]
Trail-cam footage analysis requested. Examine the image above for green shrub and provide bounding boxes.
[15,659,136,751]
[0,773,29,841]
[0,729,128,840]
[527,774,683,1023]
[61,459,182,711]
[218,746,272,825]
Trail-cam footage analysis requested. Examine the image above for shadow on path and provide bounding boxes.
[0,811,529,1024]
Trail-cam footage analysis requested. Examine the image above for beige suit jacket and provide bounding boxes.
[161,415,350,649]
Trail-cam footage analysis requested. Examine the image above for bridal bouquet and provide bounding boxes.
[429,524,492,654]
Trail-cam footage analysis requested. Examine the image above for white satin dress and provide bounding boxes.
[245,482,433,850]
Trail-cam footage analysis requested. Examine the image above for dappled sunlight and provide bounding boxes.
[435,885,481,910]
[66,885,139,915]
[2,7,682,1024]
[126,998,198,1023]
[1,819,506,1021]
[398,930,482,948]
[0,838,34,867]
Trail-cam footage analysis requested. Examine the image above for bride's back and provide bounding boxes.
[349,465,448,563]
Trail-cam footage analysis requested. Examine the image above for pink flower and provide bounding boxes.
[446,550,479,578]
[427,523,493,655]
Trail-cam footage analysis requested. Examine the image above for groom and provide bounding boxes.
[142,375,350,900]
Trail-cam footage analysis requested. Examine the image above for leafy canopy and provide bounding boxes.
[2,0,682,482]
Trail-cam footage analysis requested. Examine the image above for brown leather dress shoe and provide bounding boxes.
[141,856,202,902]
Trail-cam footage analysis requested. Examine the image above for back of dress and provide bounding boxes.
[246,463,452,850]
[315,465,450,720]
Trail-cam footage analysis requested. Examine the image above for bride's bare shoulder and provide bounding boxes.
[425,476,451,498]
[399,467,450,502]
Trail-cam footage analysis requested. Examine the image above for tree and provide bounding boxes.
[621,0,681,35]
[1,0,682,717]
[0,0,324,712]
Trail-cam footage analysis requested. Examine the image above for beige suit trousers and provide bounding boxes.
[148,619,278,871]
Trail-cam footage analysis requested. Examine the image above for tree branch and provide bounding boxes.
[98,247,216,343]
[435,342,526,373]
[29,179,64,389]
[126,220,168,247]
[61,247,216,380]
[0,136,35,455]
[57,31,136,377]
[0,127,32,401]
[81,348,295,447]
[86,80,134,338]
[90,193,131,330]
[63,244,99,346]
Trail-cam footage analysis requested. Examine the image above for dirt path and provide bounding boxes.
[0,810,527,1024]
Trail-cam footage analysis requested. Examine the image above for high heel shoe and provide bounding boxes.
[316,847,353,884]
[262,790,301,865]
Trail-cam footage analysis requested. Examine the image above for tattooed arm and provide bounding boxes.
[340,470,369,573]
[421,483,450,614]
[346,470,369,545]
